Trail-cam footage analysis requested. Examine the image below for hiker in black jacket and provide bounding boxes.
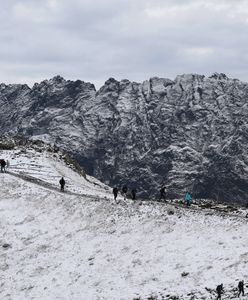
[216,284,223,300]
[122,185,127,200]
[59,177,65,192]
[113,187,118,202]
[238,280,244,297]
[159,186,166,201]
[0,159,6,173]
[131,189,136,200]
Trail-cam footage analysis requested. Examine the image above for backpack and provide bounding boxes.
[60,178,65,185]
[238,281,244,289]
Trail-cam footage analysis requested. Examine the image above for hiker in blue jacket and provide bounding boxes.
[184,192,192,206]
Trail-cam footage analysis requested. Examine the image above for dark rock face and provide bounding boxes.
[1,73,248,203]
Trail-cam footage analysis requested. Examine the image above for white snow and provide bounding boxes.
[1,148,111,199]
[1,148,248,300]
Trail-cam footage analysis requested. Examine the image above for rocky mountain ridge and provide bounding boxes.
[1,73,248,202]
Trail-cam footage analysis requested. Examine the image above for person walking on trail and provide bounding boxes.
[113,187,118,202]
[6,160,10,170]
[0,159,6,173]
[238,280,244,297]
[216,284,223,300]
[59,177,65,192]
[184,192,192,206]
[131,189,136,200]
[159,186,166,201]
[122,185,128,200]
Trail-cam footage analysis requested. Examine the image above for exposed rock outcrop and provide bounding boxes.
[1,73,248,202]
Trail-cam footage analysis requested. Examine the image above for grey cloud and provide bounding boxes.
[0,0,248,87]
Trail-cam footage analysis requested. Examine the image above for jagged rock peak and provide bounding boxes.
[208,72,229,80]
[32,76,96,92]
[34,75,67,87]
[175,73,205,83]
[97,77,120,94]
[119,79,132,87]
[0,83,30,91]
[105,77,119,84]
[49,75,66,84]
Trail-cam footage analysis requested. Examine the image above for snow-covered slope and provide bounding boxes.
[1,147,248,299]
[2,147,111,198]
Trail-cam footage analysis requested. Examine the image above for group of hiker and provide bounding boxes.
[1,160,246,299]
[0,159,9,172]
[0,157,193,204]
[216,281,244,299]
[113,186,137,202]
[1,160,193,206]
[1,158,66,193]
[113,184,193,205]
[160,186,192,205]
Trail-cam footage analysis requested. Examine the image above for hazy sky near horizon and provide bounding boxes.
[1,0,248,88]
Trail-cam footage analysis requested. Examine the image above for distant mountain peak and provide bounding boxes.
[0,73,248,202]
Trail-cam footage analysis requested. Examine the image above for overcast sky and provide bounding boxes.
[1,0,248,88]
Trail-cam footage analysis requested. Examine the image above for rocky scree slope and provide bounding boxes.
[1,73,248,203]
